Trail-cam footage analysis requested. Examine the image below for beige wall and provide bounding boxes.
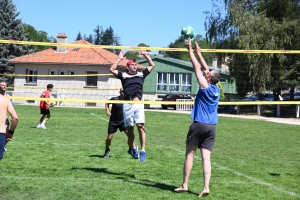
[13,63,121,107]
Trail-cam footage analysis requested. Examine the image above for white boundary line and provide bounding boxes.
[167,146,300,198]
[90,112,109,122]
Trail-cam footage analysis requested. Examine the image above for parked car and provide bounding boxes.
[281,92,300,100]
[242,93,274,110]
[244,93,274,101]
[161,94,192,110]
[281,93,290,100]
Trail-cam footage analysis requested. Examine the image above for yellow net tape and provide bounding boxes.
[8,96,300,105]
[1,39,300,54]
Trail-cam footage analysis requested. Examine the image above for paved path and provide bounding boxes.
[218,114,300,126]
[146,109,300,126]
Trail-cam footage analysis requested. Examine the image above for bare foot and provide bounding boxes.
[199,191,210,198]
[174,185,188,192]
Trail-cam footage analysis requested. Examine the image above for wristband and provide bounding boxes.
[8,130,14,135]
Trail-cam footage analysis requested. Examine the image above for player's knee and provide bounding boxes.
[47,114,51,119]
[137,124,145,130]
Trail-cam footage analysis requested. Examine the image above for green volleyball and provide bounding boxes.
[181,26,195,39]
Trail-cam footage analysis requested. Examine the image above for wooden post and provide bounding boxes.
[296,105,300,118]
[277,105,280,117]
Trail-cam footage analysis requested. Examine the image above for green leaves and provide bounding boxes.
[205,0,300,95]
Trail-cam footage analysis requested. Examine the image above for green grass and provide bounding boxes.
[1,105,300,200]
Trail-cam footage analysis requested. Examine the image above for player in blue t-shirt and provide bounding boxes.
[175,39,220,198]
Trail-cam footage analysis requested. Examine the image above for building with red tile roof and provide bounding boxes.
[8,33,145,107]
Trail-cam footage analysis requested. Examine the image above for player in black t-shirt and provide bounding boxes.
[104,88,136,158]
[110,50,155,162]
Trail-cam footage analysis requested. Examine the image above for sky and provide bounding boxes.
[13,0,218,50]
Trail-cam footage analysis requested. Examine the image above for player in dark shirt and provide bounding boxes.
[110,50,155,162]
[104,88,136,158]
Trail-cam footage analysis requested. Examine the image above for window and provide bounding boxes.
[49,70,55,75]
[25,69,37,83]
[181,73,191,92]
[86,102,97,107]
[157,72,192,93]
[26,100,35,104]
[58,70,65,75]
[157,72,167,91]
[169,73,180,92]
[86,71,98,86]
[68,71,75,75]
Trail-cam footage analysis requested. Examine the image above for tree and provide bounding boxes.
[93,25,103,45]
[205,0,300,98]
[123,43,151,60]
[101,26,114,45]
[124,51,139,60]
[23,23,55,52]
[0,0,32,82]
[165,34,217,65]
[84,34,93,43]
[137,43,151,52]
[101,26,121,53]
[75,32,82,41]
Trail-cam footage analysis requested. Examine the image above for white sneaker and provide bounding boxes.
[36,124,41,129]
[40,125,47,129]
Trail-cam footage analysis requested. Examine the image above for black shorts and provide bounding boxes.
[40,108,50,115]
[108,123,126,134]
[186,122,216,151]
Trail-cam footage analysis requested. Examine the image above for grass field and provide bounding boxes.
[1,105,299,200]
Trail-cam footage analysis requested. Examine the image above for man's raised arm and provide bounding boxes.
[140,50,155,73]
[194,42,209,74]
[110,50,125,76]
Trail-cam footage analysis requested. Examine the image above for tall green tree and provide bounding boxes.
[100,26,121,53]
[205,0,300,98]
[93,25,103,45]
[83,34,93,43]
[0,0,32,82]
[23,23,55,52]
[75,32,82,41]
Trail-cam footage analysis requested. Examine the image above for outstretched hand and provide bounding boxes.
[194,41,201,54]
[139,49,147,55]
[185,38,193,51]
[118,50,126,59]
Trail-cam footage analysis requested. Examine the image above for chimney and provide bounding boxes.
[56,33,67,52]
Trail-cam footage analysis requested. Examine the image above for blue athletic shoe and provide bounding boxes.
[140,151,146,162]
[128,146,139,159]
[133,146,139,159]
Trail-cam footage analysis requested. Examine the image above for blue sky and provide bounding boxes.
[13,0,217,49]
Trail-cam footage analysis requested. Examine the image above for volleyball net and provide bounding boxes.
[1,39,299,113]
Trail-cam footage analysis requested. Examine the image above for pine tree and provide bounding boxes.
[0,0,32,81]
[75,31,82,41]
[93,25,103,45]
[86,34,93,43]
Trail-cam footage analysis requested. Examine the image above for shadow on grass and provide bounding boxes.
[89,154,105,158]
[71,167,198,195]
